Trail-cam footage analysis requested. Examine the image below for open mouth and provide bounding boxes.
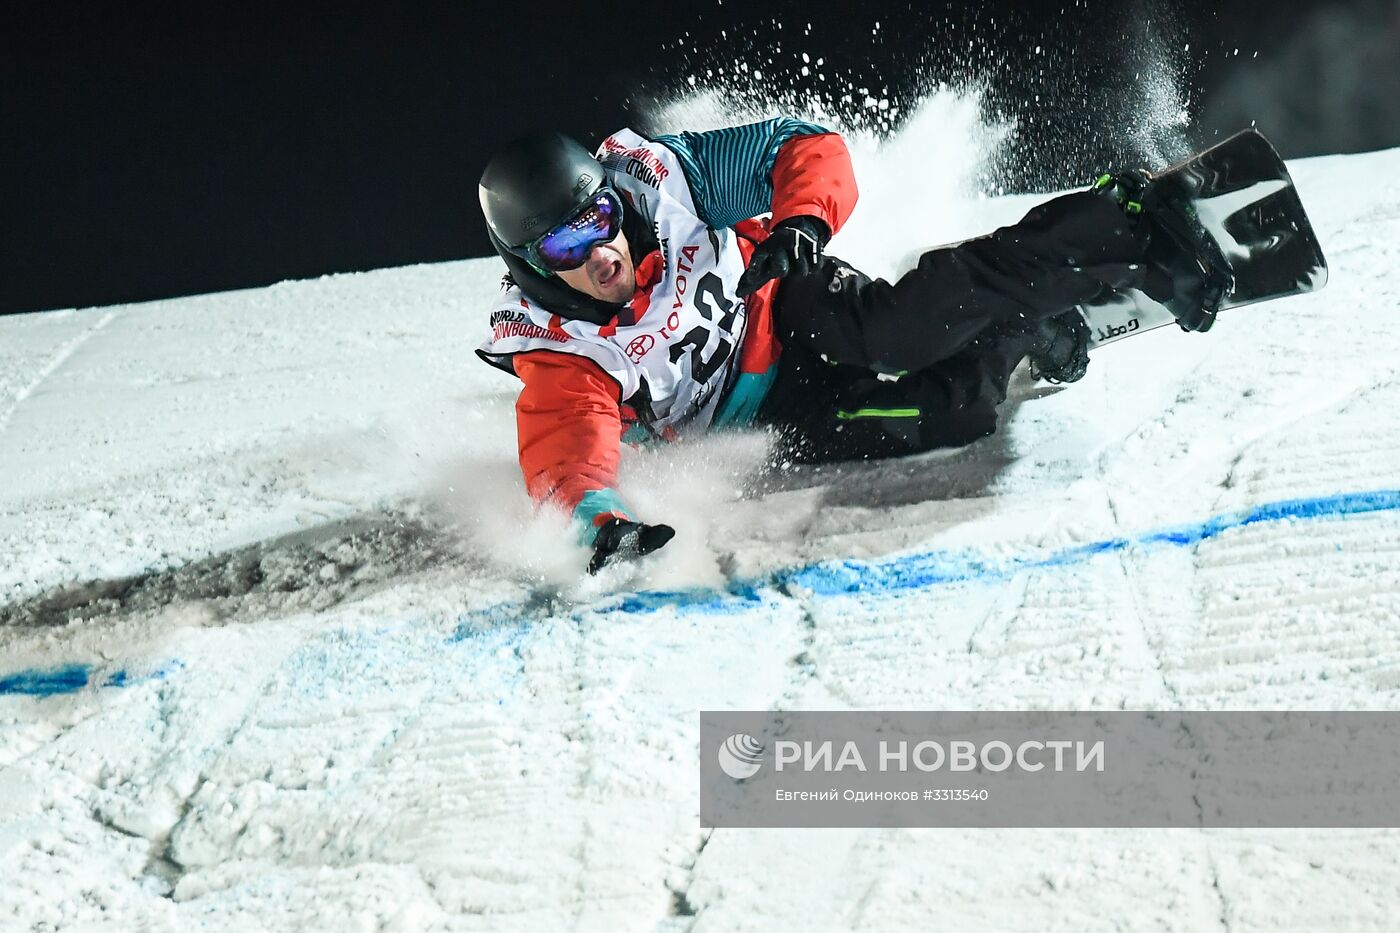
[596,258,623,289]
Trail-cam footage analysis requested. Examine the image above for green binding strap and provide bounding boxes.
[1091,172,1143,213]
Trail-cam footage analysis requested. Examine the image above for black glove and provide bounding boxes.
[588,518,676,575]
[736,215,831,297]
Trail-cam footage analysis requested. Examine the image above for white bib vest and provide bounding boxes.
[477,129,752,438]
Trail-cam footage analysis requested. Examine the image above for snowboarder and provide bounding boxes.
[476,118,1217,573]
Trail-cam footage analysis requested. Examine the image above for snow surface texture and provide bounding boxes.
[3,92,1400,930]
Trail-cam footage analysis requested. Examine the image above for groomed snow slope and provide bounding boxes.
[3,133,1400,930]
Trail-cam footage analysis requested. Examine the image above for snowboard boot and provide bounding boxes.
[1026,310,1091,384]
[1091,170,1233,333]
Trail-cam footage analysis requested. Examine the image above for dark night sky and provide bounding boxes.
[4,0,1394,316]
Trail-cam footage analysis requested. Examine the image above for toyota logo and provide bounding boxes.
[626,334,655,362]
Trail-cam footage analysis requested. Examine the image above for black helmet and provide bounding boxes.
[480,131,604,249]
[479,131,624,324]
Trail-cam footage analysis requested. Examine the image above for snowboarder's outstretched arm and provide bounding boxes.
[513,351,674,572]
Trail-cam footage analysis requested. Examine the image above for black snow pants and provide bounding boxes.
[754,190,1151,463]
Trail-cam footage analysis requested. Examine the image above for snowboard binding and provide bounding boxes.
[1077,130,1326,351]
[1092,170,1234,333]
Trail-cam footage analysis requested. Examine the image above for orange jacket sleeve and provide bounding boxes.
[513,350,635,540]
[769,132,859,236]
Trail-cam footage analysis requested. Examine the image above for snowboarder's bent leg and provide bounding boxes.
[757,326,1039,464]
[772,190,1148,374]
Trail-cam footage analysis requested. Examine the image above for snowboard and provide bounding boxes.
[1080,128,1328,348]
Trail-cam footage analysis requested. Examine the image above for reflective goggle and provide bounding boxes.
[523,189,624,274]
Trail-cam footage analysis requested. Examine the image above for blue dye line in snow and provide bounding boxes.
[0,663,93,697]
[0,659,185,699]
[787,488,1400,598]
[580,486,1400,615]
